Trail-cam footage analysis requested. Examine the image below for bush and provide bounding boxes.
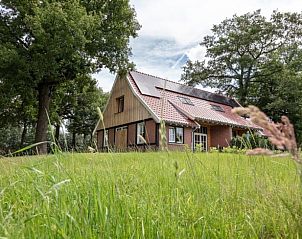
[231,132,272,150]
[222,146,247,154]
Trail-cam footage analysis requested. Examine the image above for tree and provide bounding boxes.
[182,10,302,105]
[0,0,140,153]
[50,75,109,149]
[0,70,37,148]
[181,10,302,144]
[248,57,302,144]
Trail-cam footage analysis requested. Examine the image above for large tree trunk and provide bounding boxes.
[35,83,51,154]
[20,120,28,148]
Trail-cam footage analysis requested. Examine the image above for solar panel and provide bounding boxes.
[129,71,240,107]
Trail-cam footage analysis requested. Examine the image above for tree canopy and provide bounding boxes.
[182,10,302,144]
[182,10,302,103]
[0,0,140,153]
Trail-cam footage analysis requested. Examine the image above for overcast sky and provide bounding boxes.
[94,0,302,92]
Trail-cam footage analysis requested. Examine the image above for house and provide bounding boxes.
[95,71,258,151]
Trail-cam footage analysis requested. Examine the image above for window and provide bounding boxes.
[197,126,208,134]
[194,133,208,151]
[103,129,108,147]
[178,96,194,105]
[169,127,175,142]
[116,96,124,113]
[169,126,184,144]
[211,104,224,112]
[176,127,184,143]
[137,122,145,144]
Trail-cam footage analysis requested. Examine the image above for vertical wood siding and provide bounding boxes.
[97,76,152,130]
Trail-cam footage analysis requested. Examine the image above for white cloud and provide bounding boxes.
[131,0,302,45]
[95,0,302,92]
[187,45,205,62]
[92,69,115,92]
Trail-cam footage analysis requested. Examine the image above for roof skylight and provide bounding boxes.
[211,104,225,112]
[178,96,194,105]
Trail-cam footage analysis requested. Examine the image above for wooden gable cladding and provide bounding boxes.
[99,75,152,129]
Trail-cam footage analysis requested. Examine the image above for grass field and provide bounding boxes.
[0,151,301,238]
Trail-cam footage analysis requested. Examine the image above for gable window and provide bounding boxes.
[178,96,194,105]
[116,96,124,113]
[137,122,145,144]
[169,126,184,144]
[103,129,108,147]
[211,104,224,112]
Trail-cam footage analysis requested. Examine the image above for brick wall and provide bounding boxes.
[210,125,232,148]
[166,125,192,151]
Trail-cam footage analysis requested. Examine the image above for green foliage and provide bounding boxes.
[249,68,302,146]
[182,10,302,102]
[0,0,140,152]
[221,146,247,154]
[181,10,302,144]
[0,125,35,154]
[50,75,109,150]
[0,152,301,237]
[231,133,272,150]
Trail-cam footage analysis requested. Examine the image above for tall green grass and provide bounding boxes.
[0,152,301,238]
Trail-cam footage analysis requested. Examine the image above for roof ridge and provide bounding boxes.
[131,70,234,100]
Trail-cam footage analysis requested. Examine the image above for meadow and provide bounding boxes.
[0,151,301,238]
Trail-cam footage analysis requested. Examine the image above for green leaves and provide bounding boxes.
[181,10,302,144]
[0,0,139,152]
[182,10,302,102]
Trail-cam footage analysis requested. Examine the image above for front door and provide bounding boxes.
[115,127,128,150]
[194,133,207,151]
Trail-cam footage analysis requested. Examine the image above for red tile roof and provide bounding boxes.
[127,71,259,129]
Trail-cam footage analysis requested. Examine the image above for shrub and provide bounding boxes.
[231,132,273,150]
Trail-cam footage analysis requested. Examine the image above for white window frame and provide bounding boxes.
[194,133,208,151]
[169,126,184,144]
[103,129,108,147]
[137,122,145,144]
[169,127,176,143]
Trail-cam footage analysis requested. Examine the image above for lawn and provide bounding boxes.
[0,152,301,238]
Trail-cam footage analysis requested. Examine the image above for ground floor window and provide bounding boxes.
[194,133,207,151]
[137,122,145,144]
[168,126,184,144]
[196,126,208,134]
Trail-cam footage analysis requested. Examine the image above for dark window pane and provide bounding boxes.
[178,96,194,105]
[210,104,224,112]
[117,96,124,113]
[176,127,184,143]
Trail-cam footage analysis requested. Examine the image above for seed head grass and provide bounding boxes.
[0,152,301,238]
